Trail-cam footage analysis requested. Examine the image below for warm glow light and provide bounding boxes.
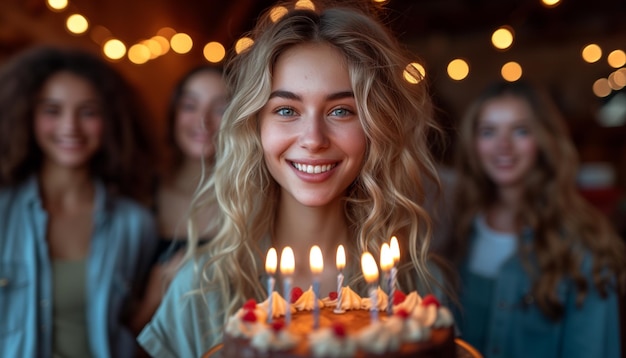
[103,39,126,60]
[582,44,602,63]
[403,62,425,84]
[47,0,68,11]
[361,252,379,284]
[235,37,254,54]
[66,14,89,34]
[608,72,624,91]
[541,0,561,7]
[171,33,193,54]
[295,0,315,10]
[270,6,289,22]
[592,78,612,98]
[141,39,162,59]
[607,50,626,68]
[152,35,170,55]
[501,61,523,82]
[336,245,346,271]
[447,58,469,81]
[280,247,295,276]
[613,68,626,88]
[128,44,150,64]
[310,246,324,275]
[156,27,176,39]
[491,26,514,50]
[380,243,393,272]
[203,42,226,63]
[266,248,277,275]
[390,236,400,264]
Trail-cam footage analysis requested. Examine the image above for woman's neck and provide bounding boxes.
[487,186,523,232]
[273,194,350,292]
[38,164,94,214]
[168,157,209,195]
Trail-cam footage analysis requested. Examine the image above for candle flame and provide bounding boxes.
[280,246,295,275]
[265,247,277,274]
[336,245,345,271]
[310,245,324,274]
[390,236,400,264]
[361,252,379,284]
[380,243,393,271]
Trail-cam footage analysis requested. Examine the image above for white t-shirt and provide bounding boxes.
[467,214,518,278]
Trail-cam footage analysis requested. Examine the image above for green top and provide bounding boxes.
[52,259,93,358]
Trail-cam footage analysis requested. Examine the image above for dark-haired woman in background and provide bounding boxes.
[0,46,158,357]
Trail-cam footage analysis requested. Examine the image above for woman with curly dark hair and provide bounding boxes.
[0,46,158,357]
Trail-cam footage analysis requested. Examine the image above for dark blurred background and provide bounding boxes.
[2,0,625,214]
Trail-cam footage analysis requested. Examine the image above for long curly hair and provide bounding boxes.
[0,46,154,202]
[452,80,626,319]
[185,1,441,323]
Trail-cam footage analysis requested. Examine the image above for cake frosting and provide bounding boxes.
[220,288,456,358]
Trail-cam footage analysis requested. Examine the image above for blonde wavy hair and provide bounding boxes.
[452,81,626,319]
[184,1,441,323]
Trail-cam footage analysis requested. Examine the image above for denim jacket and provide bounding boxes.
[455,226,621,358]
[0,177,158,357]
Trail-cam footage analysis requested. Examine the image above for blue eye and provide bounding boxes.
[514,127,530,136]
[478,127,494,137]
[276,107,296,116]
[330,107,353,117]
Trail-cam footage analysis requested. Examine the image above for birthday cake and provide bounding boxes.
[221,286,456,358]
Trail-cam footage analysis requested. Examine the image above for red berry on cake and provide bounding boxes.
[396,308,410,319]
[328,291,338,300]
[421,294,441,308]
[291,286,304,303]
[243,298,257,311]
[271,320,285,332]
[393,290,407,305]
[242,310,257,323]
[331,322,347,338]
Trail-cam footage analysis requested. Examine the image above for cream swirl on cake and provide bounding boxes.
[321,286,363,310]
[360,286,388,311]
[258,291,295,318]
[250,321,299,353]
[410,294,455,328]
[293,286,325,311]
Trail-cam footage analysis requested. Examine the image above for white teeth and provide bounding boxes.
[293,162,336,174]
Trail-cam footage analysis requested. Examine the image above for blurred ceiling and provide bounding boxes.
[1,0,625,164]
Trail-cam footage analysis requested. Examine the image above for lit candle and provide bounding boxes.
[280,246,295,325]
[310,245,324,329]
[265,248,277,322]
[390,236,400,312]
[380,243,394,315]
[361,252,380,322]
[334,245,346,314]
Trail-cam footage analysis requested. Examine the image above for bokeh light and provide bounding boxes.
[66,14,89,35]
[171,33,193,54]
[235,37,254,54]
[295,0,315,10]
[607,49,626,68]
[501,61,522,82]
[103,39,126,60]
[491,26,514,50]
[582,44,602,63]
[47,0,68,11]
[447,58,469,81]
[403,62,426,84]
[203,42,226,63]
[592,78,612,98]
[269,6,289,22]
[128,44,151,64]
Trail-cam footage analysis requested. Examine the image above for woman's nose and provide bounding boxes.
[298,115,330,151]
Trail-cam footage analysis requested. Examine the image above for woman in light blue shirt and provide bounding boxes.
[0,46,158,358]
[448,81,625,358]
